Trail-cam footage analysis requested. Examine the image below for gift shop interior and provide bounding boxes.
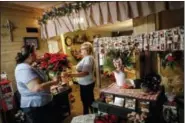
[0,1,184,123]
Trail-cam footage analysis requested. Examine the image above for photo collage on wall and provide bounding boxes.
[94,26,184,55]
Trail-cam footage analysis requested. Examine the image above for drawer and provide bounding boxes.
[96,101,134,118]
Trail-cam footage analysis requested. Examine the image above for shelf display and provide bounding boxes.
[0,72,14,112]
[92,26,183,123]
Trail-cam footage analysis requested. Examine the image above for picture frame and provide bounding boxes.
[24,37,39,49]
[114,97,124,107]
[65,36,73,46]
[139,101,150,113]
[124,98,136,110]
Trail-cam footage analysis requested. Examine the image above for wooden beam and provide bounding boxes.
[0,2,43,15]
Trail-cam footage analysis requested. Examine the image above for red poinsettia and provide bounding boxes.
[167,55,175,62]
[38,53,70,72]
[162,53,176,69]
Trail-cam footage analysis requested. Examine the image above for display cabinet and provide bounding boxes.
[92,83,166,123]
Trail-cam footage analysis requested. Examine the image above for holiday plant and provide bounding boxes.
[161,52,176,69]
[37,52,71,77]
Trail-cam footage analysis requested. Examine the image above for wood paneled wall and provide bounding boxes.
[0,3,49,91]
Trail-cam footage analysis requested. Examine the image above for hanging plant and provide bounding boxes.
[159,52,176,69]
[38,2,96,25]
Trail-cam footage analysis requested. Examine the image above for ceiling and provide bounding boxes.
[8,2,133,32]
[9,2,64,9]
[89,19,133,32]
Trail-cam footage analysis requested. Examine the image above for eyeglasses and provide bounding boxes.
[80,47,86,50]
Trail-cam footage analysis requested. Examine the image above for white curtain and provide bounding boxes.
[108,2,118,23]
[100,2,109,25]
[41,1,182,39]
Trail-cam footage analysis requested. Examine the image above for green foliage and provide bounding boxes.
[103,56,115,71]
[38,2,96,25]
[105,49,133,68]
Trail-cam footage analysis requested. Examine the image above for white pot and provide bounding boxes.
[113,71,125,86]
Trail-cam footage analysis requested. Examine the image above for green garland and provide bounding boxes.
[38,2,96,25]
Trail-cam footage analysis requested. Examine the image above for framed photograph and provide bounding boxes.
[114,97,124,107]
[125,98,136,110]
[24,37,39,49]
[139,101,150,113]
[65,36,73,46]
[105,94,114,104]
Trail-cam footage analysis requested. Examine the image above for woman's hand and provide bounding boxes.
[62,72,71,78]
[52,76,60,83]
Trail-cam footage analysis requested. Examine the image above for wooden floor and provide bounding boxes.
[63,76,112,123]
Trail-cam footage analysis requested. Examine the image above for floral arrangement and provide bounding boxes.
[38,2,96,25]
[38,53,70,74]
[104,49,133,69]
[161,52,176,69]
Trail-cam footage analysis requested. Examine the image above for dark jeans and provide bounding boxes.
[80,82,95,114]
[22,102,56,123]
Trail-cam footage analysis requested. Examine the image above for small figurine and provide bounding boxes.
[113,57,126,87]
[112,56,135,88]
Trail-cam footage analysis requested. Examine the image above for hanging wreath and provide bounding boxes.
[160,52,176,69]
[38,2,96,25]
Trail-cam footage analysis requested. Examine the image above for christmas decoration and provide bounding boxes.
[37,53,71,79]
[105,49,133,68]
[160,52,176,69]
[38,2,96,25]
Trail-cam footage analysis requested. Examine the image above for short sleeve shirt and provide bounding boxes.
[15,63,52,108]
[76,55,95,85]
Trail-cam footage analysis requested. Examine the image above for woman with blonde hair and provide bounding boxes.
[65,42,95,114]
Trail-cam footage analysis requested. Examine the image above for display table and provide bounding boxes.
[101,83,160,101]
[93,83,165,123]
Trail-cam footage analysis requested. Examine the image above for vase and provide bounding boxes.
[113,71,125,87]
[48,71,55,80]
[48,71,60,80]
